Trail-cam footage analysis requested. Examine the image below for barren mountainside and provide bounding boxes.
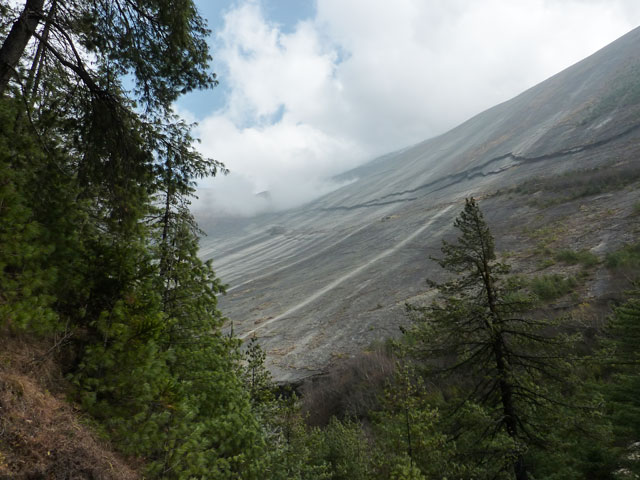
[199,26,640,383]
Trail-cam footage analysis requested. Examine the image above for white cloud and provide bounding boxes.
[192,0,640,217]
[194,113,363,214]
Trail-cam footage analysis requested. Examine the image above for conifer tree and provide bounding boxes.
[0,99,57,332]
[1,2,268,477]
[604,287,640,474]
[405,198,576,480]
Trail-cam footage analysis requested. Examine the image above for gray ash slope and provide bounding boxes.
[199,26,640,382]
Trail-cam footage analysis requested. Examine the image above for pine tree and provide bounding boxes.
[0,98,58,333]
[371,366,453,479]
[2,2,268,477]
[604,287,640,474]
[405,198,576,480]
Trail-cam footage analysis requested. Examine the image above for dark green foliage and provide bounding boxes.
[237,338,337,479]
[242,336,276,407]
[606,242,640,271]
[404,198,580,480]
[604,289,640,457]
[371,368,461,479]
[0,101,58,333]
[65,136,265,477]
[0,2,267,477]
[315,417,373,480]
[284,200,636,480]
[79,0,217,111]
[555,249,600,268]
[0,0,215,110]
[3,3,640,476]
[530,273,578,300]
[525,401,618,480]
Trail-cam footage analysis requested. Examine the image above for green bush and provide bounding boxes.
[530,274,578,301]
[605,242,640,270]
[555,249,599,268]
[538,258,556,270]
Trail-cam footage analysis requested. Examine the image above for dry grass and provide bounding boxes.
[0,330,141,479]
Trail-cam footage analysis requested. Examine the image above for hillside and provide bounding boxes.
[199,26,640,383]
[0,332,140,478]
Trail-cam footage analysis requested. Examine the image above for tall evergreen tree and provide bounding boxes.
[603,286,640,474]
[405,198,576,480]
[1,2,269,477]
[0,98,58,332]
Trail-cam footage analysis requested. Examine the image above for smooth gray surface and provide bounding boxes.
[199,26,640,382]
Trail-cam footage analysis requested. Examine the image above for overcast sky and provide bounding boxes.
[180,0,640,217]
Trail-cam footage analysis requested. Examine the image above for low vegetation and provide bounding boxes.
[606,242,640,270]
[530,273,578,300]
[506,163,640,208]
[0,333,140,479]
[555,248,600,268]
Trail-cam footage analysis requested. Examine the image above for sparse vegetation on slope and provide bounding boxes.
[506,162,640,208]
[606,242,640,271]
[555,248,600,268]
[530,273,578,300]
[0,332,140,479]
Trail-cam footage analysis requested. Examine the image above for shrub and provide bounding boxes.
[301,350,396,426]
[530,274,578,301]
[605,242,640,270]
[538,258,556,270]
[555,249,599,268]
[511,164,640,208]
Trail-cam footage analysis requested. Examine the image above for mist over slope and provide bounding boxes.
[198,26,640,382]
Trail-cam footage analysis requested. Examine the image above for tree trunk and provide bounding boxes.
[25,0,56,104]
[0,0,46,96]
[160,155,175,310]
[494,338,528,480]
[481,244,529,480]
